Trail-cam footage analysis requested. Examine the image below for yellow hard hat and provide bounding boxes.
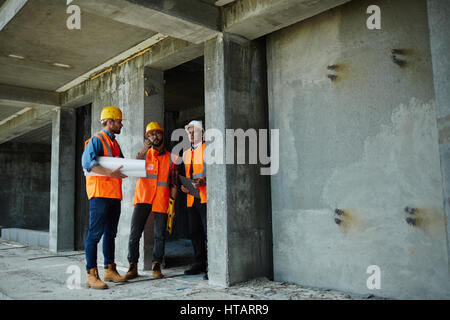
[145,121,164,136]
[100,106,126,121]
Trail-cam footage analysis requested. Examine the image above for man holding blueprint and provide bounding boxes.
[81,106,128,289]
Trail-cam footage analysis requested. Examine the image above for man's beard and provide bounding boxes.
[111,125,121,134]
[152,138,163,147]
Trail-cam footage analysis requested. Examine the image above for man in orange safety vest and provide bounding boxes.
[81,106,128,290]
[180,120,208,280]
[125,121,178,280]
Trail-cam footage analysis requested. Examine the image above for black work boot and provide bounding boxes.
[184,263,206,275]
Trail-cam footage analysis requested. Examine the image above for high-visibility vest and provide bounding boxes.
[84,131,123,200]
[183,142,207,207]
[133,148,176,213]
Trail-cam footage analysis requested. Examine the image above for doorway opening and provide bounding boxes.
[74,104,92,250]
[162,56,205,268]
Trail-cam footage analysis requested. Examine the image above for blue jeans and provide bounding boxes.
[85,197,121,272]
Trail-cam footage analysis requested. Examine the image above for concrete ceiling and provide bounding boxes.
[0,0,352,146]
[0,0,157,91]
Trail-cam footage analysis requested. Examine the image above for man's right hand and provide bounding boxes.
[180,185,189,194]
[110,165,128,179]
[143,139,152,152]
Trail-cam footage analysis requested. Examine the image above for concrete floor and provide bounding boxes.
[0,239,382,300]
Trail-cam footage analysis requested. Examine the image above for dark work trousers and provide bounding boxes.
[188,198,207,269]
[85,197,121,272]
[127,203,168,264]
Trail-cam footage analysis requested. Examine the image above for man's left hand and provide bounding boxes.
[192,178,206,189]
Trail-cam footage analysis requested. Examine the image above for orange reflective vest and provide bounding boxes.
[84,131,123,200]
[183,142,207,207]
[133,148,176,213]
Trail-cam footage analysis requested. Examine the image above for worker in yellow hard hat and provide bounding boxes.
[81,106,127,289]
[124,121,179,280]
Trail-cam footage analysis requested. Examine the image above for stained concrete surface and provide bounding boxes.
[267,0,450,299]
[0,239,382,300]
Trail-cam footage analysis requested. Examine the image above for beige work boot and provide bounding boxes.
[103,263,127,283]
[125,262,138,280]
[86,267,108,290]
[152,261,164,279]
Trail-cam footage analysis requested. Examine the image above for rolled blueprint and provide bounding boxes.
[83,156,148,177]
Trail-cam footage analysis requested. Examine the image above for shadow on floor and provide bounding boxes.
[163,239,195,269]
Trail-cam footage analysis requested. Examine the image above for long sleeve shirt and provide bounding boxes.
[81,129,124,172]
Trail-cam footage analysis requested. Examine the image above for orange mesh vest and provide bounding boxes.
[84,131,123,200]
[133,149,176,213]
[183,142,207,207]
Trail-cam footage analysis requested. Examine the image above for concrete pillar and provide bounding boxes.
[144,67,164,125]
[49,108,76,252]
[89,62,164,271]
[427,0,450,269]
[142,66,164,270]
[204,33,272,286]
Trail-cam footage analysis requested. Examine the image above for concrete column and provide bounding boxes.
[427,0,450,268]
[88,62,166,271]
[90,61,148,270]
[142,67,164,270]
[49,108,76,252]
[144,67,164,125]
[204,33,272,286]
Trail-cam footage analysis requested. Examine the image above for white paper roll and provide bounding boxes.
[84,156,147,177]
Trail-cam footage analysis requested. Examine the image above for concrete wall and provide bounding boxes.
[0,142,51,231]
[267,0,450,299]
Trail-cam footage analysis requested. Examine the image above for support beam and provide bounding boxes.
[61,37,203,108]
[0,0,27,31]
[223,0,351,40]
[0,107,55,144]
[76,0,220,44]
[56,34,167,93]
[143,38,204,71]
[126,0,220,31]
[0,84,60,108]
[49,108,76,252]
[204,33,272,286]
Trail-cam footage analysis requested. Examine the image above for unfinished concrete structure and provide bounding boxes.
[0,0,449,299]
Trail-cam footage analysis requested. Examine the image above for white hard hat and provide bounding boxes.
[185,120,204,132]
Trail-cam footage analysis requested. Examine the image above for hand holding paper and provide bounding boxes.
[84,157,147,178]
